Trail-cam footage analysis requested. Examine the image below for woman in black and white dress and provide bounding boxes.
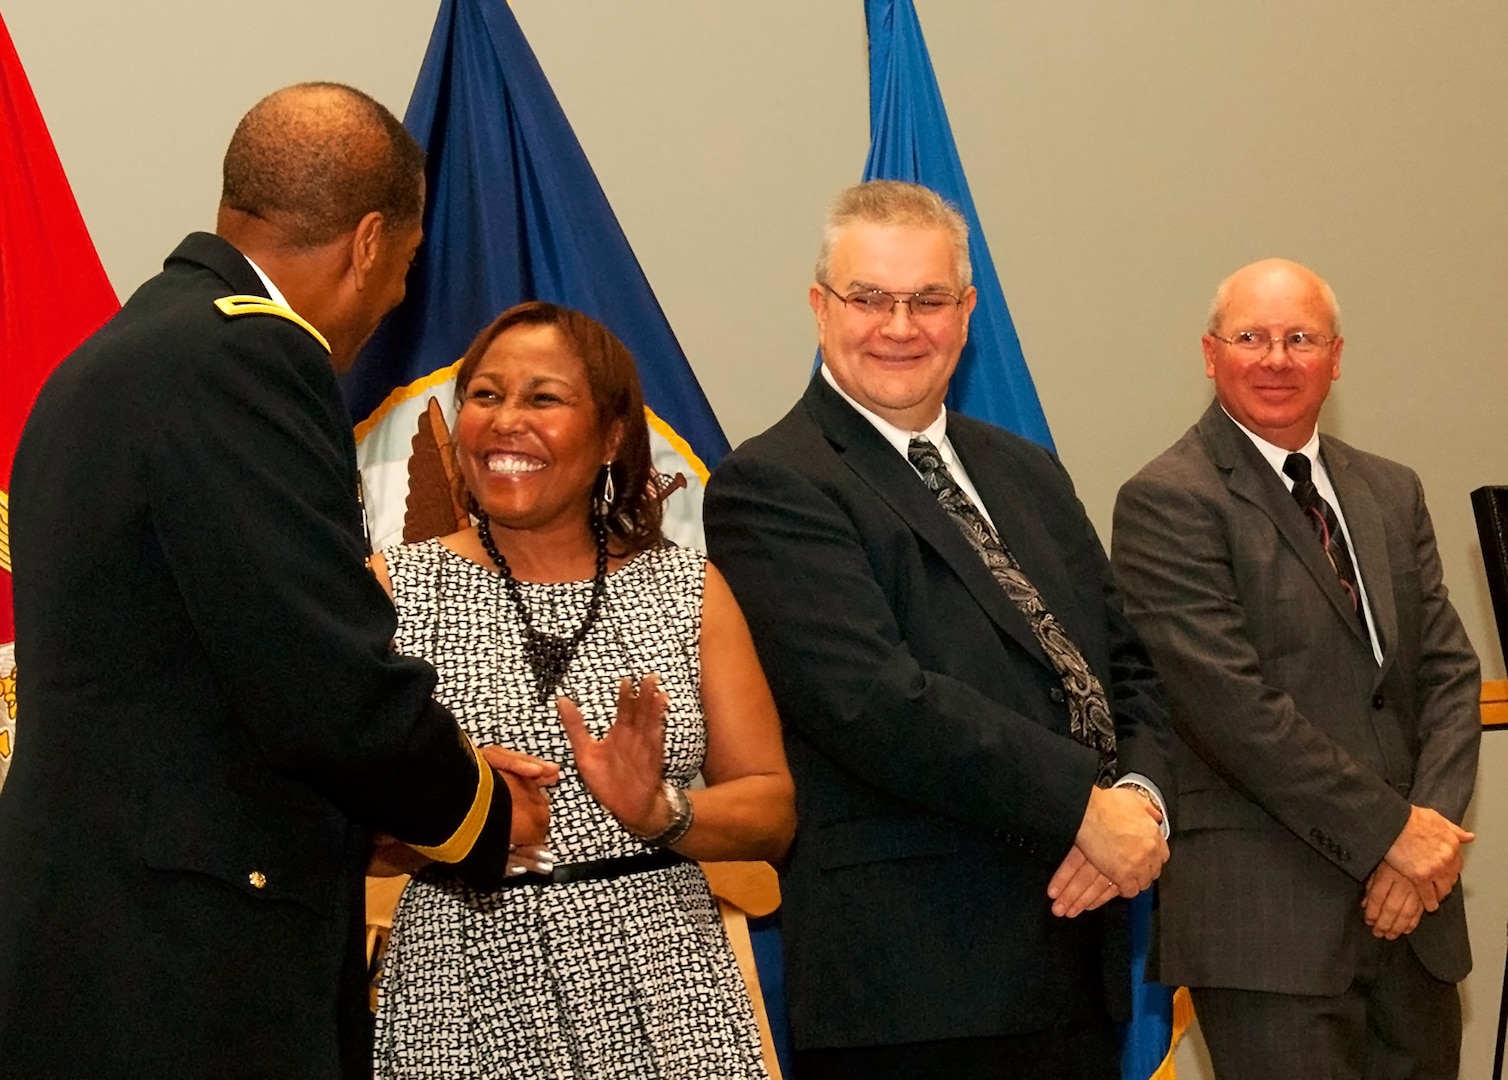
[370,301,794,1079]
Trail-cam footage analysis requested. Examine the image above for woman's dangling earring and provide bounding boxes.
[596,463,616,519]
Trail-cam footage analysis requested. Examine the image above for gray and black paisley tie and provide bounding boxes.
[908,435,1117,786]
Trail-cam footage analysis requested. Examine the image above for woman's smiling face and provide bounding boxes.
[455,323,617,534]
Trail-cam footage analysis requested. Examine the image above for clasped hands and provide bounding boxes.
[477,745,559,877]
[369,676,670,879]
[1047,785,1168,919]
[365,743,562,878]
[367,746,565,879]
[1362,804,1473,940]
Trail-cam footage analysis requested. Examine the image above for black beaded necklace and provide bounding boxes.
[477,512,610,705]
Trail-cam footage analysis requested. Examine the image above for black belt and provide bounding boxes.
[498,848,691,889]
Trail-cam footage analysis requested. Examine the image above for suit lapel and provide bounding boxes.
[1322,438,1396,673]
[950,419,1082,639]
[1198,402,1371,648]
[1320,439,1413,780]
[801,379,1052,670]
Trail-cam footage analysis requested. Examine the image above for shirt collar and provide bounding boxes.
[242,254,293,311]
[820,364,948,457]
[1221,404,1320,478]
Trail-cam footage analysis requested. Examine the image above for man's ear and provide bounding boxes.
[957,285,978,346]
[809,282,830,357]
[349,211,385,290]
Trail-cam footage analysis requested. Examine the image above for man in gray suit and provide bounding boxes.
[1111,258,1480,1079]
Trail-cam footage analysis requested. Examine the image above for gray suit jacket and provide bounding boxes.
[1111,400,1479,995]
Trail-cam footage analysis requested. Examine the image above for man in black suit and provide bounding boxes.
[705,180,1173,1080]
[0,84,552,1078]
[1112,258,1479,1078]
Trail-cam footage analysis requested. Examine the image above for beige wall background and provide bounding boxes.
[6,1,1506,1074]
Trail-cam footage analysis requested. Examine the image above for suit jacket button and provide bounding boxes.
[248,871,267,889]
[1049,687,1066,704]
[1372,693,1385,710]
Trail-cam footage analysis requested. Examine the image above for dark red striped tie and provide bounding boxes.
[1283,452,1369,634]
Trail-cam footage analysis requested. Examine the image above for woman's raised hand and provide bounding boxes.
[556,675,673,838]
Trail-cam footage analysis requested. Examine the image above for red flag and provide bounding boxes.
[0,13,120,768]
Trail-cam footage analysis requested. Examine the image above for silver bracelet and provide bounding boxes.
[638,781,694,848]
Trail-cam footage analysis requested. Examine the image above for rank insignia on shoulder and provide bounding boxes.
[214,295,330,354]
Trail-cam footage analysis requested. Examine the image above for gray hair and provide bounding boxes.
[815,180,972,290]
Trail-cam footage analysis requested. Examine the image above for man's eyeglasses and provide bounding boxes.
[821,282,965,322]
[1209,329,1335,359]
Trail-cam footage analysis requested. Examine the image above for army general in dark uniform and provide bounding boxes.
[0,84,548,1078]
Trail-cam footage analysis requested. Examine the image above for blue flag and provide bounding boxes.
[862,3,1181,1076]
[862,0,1054,451]
[343,0,728,551]
[1120,891,1188,1080]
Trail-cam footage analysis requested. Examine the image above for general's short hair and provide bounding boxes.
[221,82,425,250]
[815,180,972,289]
[453,302,664,556]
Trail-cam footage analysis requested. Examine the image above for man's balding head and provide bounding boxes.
[1201,258,1345,450]
[1207,258,1341,338]
[214,83,426,372]
[220,82,424,251]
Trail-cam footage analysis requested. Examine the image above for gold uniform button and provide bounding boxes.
[248,871,267,889]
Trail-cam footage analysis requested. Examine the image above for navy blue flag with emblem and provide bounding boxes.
[861,2,1184,1076]
[861,0,1054,451]
[343,0,728,552]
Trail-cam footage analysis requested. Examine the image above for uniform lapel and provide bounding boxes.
[1197,402,1370,646]
[802,379,1051,670]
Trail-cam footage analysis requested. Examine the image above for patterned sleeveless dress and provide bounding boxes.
[373,539,768,1080]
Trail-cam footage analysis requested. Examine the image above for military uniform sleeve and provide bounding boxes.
[148,309,510,888]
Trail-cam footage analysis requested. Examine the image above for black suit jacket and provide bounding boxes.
[0,233,512,1078]
[1112,401,1478,994]
[705,376,1172,1050]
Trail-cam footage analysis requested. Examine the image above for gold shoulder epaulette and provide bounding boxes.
[214,295,330,354]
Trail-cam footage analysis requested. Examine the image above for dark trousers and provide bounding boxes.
[1192,937,1461,1080]
[792,1019,1119,1080]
